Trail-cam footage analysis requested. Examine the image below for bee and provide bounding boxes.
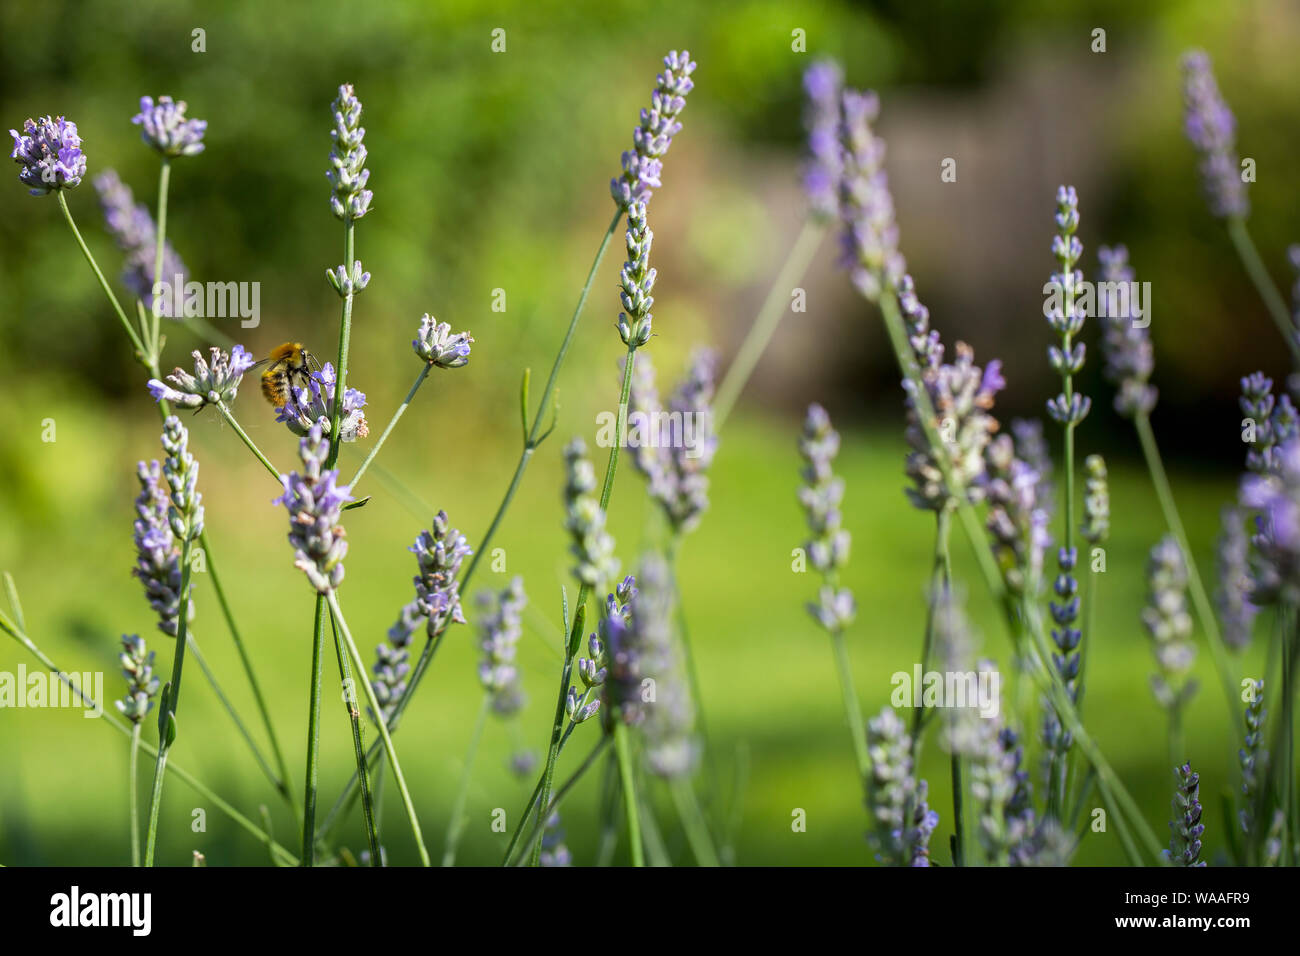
[253,342,319,408]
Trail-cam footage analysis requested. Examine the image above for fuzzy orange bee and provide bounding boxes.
[253,342,318,408]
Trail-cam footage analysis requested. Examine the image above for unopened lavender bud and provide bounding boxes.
[411,510,472,637]
[1080,454,1110,545]
[162,416,203,542]
[563,438,619,588]
[116,634,160,723]
[133,96,206,158]
[616,202,656,347]
[327,84,371,222]
[1165,762,1206,866]
[413,314,473,368]
[326,260,370,297]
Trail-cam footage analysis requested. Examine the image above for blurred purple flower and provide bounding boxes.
[10,115,86,195]
[1181,50,1248,219]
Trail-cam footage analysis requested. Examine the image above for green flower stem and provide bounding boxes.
[910,510,951,761]
[129,722,142,867]
[1227,218,1300,363]
[0,600,296,865]
[185,631,283,795]
[348,363,432,490]
[441,692,491,866]
[150,159,172,360]
[56,191,148,360]
[301,593,327,866]
[527,604,588,868]
[143,536,195,866]
[669,776,720,867]
[613,721,644,866]
[328,606,380,865]
[215,400,283,482]
[202,533,297,819]
[328,590,430,866]
[326,223,356,470]
[828,620,869,780]
[1134,412,1241,739]
[713,220,825,429]
[510,735,610,866]
[666,541,718,807]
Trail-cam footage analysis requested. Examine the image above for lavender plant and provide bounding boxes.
[1141,535,1199,765]
[1165,762,1207,867]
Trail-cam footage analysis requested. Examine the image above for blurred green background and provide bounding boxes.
[1,0,1296,865]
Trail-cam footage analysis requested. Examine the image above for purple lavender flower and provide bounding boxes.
[477,577,527,717]
[1044,185,1090,426]
[802,59,844,221]
[1239,372,1297,476]
[1165,762,1206,866]
[131,460,190,637]
[1215,506,1257,651]
[327,84,371,222]
[626,349,717,534]
[837,89,905,302]
[1142,535,1198,711]
[9,116,86,195]
[116,634,160,723]
[616,203,656,348]
[563,438,619,588]
[93,169,188,313]
[633,555,697,779]
[903,341,1004,511]
[276,362,369,443]
[413,315,473,368]
[1181,51,1248,220]
[610,51,697,210]
[372,599,421,721]
[1096,245,1157,418]
[273,425,353,593]
[1011,419,1054,520]
[591,578,640,727]
[797,404,855,632]
[132,96,207,158]
[896,275,943,369]
[982,435,1051,596]
[147,345,255,409]
[865,707,937,866]
[1239,438,1300,606]
[411,510,471,639]
[539,812,572,867]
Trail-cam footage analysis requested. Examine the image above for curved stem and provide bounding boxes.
[56,192,147,359]
[1227,218,1300,363]
[713,220,825,428]
[151,159,172,360]
[442,692,491,866]
[829,628,869,780]
[348,363,432,489]
[328,590,430,866]
[511,735,609,866]
[326,223,356,470]
[216,400,282,481]
[669,776,720,867]
[613,722,644,867]
[129,723,142,867]
[301,594,326,866]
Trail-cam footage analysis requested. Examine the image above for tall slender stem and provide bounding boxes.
[56,192,147,358]
[329,591,430,865]
[528,604,587,867]
[713,221,825,428]
[329,606,380,865]
[828,625,869,780]
[669,776,720,867]
[143,536,194,866]
[129,722,142,867]
[511,735,610,866]
[216,400,282,481]
[910,510,951,758]
[1227,218,1300,363]
[613,722,644,867]
[150,159,172,359]
[349,363,432,489]
[327,223,356,469]
[1134,413,1241,737]
[442,693,491,866]
[301,593,327,865]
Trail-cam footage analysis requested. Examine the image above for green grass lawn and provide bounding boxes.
[0,394,1262,865]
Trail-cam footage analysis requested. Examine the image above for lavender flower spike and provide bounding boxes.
[610,50,697,210]
[276,362,369,442]
[797,403,854,632]
[1080,454,1109,545]
[413,315,474,368]
[162,416,204,543]
[1097,245,1157,418]
[273,424,353,593]
[865,707,937,866]
[1239,372,1296,476]
[1238,679,1266,834]
[1181,51,1248,220]
[94,169,188,313]
[372,599,421,722]
[477,577,528,717]
[10,116,86,195]
[148,345,256,408]
[133,96,207,158]
[1165,762,1207,866]
[617,202,656,348]
[837,89,905,302]
[131,459,191,636]
[1215,506,1256,651]
[633,555,697,779]
[802,59,844,221]
[563,438,619,588]
[1044,185,1090,426]
[1238,438,1300,606]
[116,635,160,723]
[327,84,372,222]
[1142,535,1198,711]
[411,510,472,639]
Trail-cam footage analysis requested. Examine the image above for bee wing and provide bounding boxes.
[249,355,280,374]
